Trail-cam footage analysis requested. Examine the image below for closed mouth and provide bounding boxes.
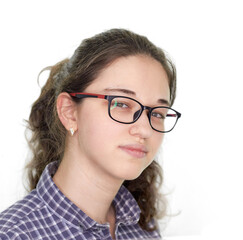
[119,145,148,158]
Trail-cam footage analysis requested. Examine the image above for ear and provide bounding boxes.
[56,92,78,132]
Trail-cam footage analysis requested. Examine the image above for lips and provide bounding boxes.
[119,144,148,158]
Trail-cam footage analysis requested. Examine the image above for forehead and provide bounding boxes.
[85,55,170,104]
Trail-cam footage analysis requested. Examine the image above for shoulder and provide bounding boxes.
[0,190,43,239]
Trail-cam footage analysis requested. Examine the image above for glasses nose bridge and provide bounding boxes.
[134,105,152,122]
[142,105,152,115]
[143,105,152,112]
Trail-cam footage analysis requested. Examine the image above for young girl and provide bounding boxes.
[0,29,181,240]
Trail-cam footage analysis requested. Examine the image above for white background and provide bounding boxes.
[0,1,242,239]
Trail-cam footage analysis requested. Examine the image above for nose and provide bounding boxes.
[130,109,153,139]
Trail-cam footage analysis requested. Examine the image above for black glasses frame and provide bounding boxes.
[69,92,181,133]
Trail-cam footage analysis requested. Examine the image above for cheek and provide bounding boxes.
[150,134,164,157]
[77,105,121,152]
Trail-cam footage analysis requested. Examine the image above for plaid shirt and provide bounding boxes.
[0,161,161,239]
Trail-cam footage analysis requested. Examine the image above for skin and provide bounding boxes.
[54,55,170,239]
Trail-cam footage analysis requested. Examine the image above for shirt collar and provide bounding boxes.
[36,161,141,231]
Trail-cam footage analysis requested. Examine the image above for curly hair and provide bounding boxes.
[25,28,176,232]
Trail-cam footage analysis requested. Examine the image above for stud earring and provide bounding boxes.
[70,128,75,136]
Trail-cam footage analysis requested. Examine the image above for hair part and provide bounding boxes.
[25,28,176,231]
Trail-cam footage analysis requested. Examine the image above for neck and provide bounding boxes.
[52,152,123,224]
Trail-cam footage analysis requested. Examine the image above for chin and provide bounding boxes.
[119,167,145,181]
[111,154,152,181]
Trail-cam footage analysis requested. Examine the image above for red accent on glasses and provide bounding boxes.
[69,93,106,99]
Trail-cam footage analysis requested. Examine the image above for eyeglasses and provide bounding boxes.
[69,92,181,133]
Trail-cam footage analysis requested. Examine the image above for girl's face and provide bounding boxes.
[75,55,170,181]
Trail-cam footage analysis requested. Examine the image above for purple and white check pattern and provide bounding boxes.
[0,161,161,239]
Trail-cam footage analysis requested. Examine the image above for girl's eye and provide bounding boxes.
[151,112,165,119]
[116,102,128,108]
[111,100,129,110]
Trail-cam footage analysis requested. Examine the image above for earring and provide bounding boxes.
[70,128,75,136]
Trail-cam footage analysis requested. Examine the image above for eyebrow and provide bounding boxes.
[103,88,170,106]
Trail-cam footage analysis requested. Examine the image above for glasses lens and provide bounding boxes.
[151,107,178,132]
[109,97,141,123]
